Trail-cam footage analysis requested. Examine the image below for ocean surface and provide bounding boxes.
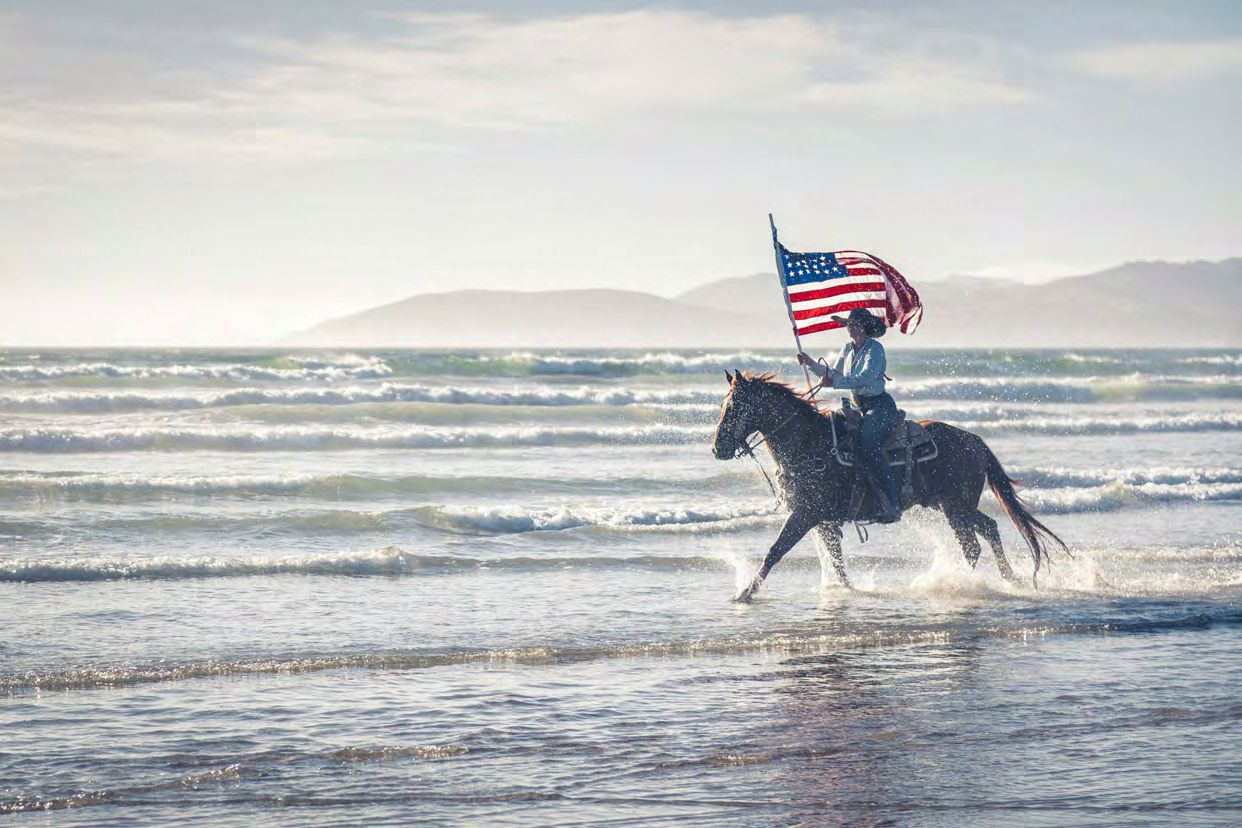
[1,347,1239,826]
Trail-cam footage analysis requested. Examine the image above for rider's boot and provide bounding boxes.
[875,485,901,524]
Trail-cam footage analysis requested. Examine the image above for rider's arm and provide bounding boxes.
[831,340,885,390]
[804,359,828,379]
[799,345,845,379]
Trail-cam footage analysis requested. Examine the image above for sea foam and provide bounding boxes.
[0,384,722,413]
[0,357,392,383]
[0,546,747,583]
[0,423,710,452]
[5,410,1238,453]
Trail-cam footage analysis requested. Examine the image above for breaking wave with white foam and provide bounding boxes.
[896,374,1241,402]
[0,423,708,452]
[955,411,1242,436]
[415,502,778,534]
[0,469,750,499]
[0,546,749,584]
[1023,480,1242,513]
[480,350,779,376]
[2,464,1237,504]
[1,501,784,541]
[4,375,1237,413]
[0,357,392,383]
[1012,465,1242,489]
[0,383,720,413]
[5,410,1238,452]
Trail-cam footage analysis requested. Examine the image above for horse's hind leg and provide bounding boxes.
[945,511,983,568]
[814,521,850,588]
[970,510,1020,584]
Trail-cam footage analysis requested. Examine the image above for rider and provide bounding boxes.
[797,308,901,523]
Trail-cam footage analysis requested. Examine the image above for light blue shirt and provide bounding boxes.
[807,338,887,399]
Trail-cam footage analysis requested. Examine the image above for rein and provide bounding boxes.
[735,404,809,505]
[737,407,801,458]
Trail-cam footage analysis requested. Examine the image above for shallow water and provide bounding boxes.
[1,347,1239,825]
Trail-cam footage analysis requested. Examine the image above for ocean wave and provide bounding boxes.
[5,350,1237,386]
[25,376,1238,417]
[7,408,1238,452]
[6,609,1240,693]
[3,538,1235,588]
[896,374,1241,402]
[1063,352,1125,364]
[0,501,782,540]
[0,423,709,452]
[1013,465,1242,489]
[1179,354,1242,368]
[1023,480,1242,513]
[0,546,754,584]
[0,356,392,383]
[0,383,721,413]
[957,411,1242,436]
[0,469,751,499]
[478,350,782,376]
[454,350,1242,379]
[5,473,1233,528]
[413,502,778,534]
[0,745,469,814]
[4,465,1236,509]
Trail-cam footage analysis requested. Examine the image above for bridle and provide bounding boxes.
[734,406,800,460]
[722,389,805,505]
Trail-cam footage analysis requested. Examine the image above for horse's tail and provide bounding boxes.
[984,447,1068,576]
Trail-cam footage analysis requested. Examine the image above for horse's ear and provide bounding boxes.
[733,368,746,383]
[724,369,733,384]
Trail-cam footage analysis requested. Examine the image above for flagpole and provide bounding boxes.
[769,213,814,392]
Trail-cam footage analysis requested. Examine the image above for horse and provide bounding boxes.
[712,369,1066,602]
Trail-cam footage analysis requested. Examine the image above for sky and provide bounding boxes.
[1,0,1239,345]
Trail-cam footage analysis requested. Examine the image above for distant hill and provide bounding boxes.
[675,259,1241,348]
[283,259,1241,348]
[281,288,779,348]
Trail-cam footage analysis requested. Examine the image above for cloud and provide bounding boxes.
[0,9,1028,163]
[244,11,1027,128]
[1064,38,1242,82]
[0,184,57,200]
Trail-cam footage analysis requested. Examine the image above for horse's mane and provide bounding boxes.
[740,370,831,421]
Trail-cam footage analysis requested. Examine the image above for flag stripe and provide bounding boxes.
[792,292,886,316]
[787,281,887,304]
[791,298,886,321]
[796,320,845,335]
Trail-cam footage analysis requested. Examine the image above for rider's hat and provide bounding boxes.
[831,307,887,338]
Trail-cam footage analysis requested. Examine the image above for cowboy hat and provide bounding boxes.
[830,307,887,338]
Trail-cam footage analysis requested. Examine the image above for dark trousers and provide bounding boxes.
[857,392,900,508]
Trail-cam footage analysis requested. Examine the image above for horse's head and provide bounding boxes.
[712,369,763,460]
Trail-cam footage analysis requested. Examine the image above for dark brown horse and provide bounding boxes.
[713,370,1066,602]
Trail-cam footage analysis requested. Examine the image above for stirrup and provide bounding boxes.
[875,491,901,524]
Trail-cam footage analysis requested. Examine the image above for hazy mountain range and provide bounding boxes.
[283,258,1240,348]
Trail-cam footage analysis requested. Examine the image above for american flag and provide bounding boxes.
[777,244,923,337]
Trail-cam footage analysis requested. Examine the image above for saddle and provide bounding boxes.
[828,400,938,522]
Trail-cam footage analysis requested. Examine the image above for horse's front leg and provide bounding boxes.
[814,521,850,588]
[735,510,817,602]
